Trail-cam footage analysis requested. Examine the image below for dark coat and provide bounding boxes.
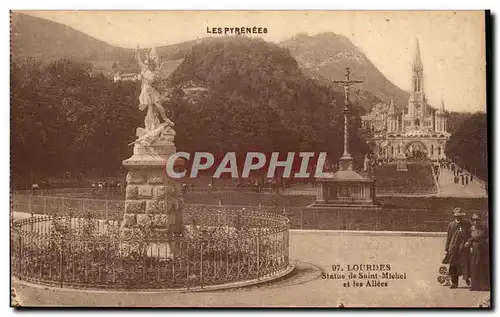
[445,220,471,278]
[467,225,490,290]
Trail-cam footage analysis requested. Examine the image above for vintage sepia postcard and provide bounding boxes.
[10,10,490,308]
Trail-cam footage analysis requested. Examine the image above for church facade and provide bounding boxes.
[361,40,450,161]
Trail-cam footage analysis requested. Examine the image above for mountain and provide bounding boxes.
[12,13,408,112]
[150,36,369,166]
[11,12,135,61]
[280,32,410,111]
[11,36,371,180]
[11,12,208,71]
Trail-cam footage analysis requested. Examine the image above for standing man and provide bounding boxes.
[363,154,369,173]
[444,208,471,288]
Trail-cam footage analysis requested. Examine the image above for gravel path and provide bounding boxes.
[12,231,489,307]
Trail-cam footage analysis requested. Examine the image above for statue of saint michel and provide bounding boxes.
[132,47,184,146]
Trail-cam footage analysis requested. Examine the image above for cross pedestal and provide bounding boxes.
[314,174,377,208]
[311,131,378,209]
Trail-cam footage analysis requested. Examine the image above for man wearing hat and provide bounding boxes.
[444,207,471,288]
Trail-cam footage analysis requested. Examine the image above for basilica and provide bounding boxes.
[361,40,450,161]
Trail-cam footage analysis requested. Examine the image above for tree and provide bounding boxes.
[11,36,371,186]
[445,112,488,181]
[11,57,141,186]
[166,36,370,172]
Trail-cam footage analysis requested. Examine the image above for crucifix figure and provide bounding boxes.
[332,67,364,171]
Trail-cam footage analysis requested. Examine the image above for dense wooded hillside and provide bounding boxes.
[11,37,369,184]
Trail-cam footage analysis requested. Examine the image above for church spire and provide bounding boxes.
[438,97,446,113]
[413,38,423,71]
[410,38,424,95]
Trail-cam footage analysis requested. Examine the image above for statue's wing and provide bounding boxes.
[157,58,185,80]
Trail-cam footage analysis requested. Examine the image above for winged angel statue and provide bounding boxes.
[132,47,184,145]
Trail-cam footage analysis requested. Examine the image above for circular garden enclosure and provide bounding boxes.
[11,196,291,290]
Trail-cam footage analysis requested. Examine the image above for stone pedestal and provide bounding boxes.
[121,126,184,241]
[396,152,408,172]
[313,171,378,208]
[311,155,378,209]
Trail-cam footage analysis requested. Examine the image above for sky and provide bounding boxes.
[20,10,487,113]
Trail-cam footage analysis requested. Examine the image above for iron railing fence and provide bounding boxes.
[11,194,488,233]
[11,206,290,290]
[13,185,294,197]
[11,194,125,221]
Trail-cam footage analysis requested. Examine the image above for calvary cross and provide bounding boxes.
[332,67,364,110]
[332,67,364,161]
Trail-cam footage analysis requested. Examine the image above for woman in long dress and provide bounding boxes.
[465,213,490,291]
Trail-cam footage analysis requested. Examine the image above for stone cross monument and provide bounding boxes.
[313,67,377,208]
[332,67,364,171]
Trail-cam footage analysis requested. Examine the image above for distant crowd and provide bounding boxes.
[433,159,475,186]
[180,178,298,194]
[19,157,486,196]
[91,180,124,195]
[24,177,304,196]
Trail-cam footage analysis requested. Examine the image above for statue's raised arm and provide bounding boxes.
[135,46,147,70]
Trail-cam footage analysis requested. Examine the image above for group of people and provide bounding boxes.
[181,182,196,194]
[436,160,475,186]
[444,207,490,291]
[453,172,473,186]
[236,179,290,193]
[437,158,454,169]
[91,180,123,195]
[27,179,79,191]
[180,179,294,194]
[376,157,397,165]
[363,155,428,170]
[453,168,473,186]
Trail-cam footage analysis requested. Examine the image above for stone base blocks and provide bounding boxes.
[120,126,183,242]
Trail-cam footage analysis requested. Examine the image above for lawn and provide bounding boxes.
[377,196,488,211]
[375,162,437,194]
